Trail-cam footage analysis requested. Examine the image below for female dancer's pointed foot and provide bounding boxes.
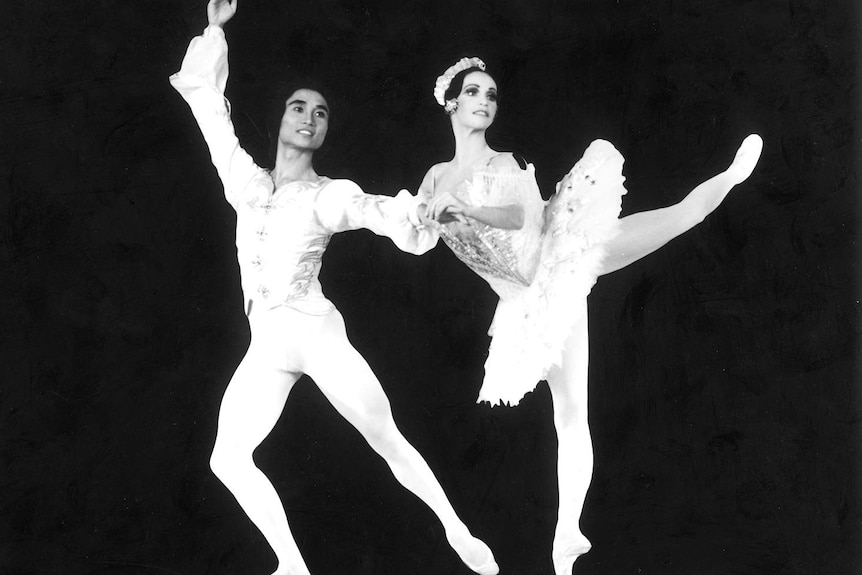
[551,533,591,575]
[727,134,763,185]
[446,529,500,575]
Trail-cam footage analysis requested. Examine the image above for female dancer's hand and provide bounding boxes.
[416,204,442,228]
[427,192,470,224]
[208,0,237,28]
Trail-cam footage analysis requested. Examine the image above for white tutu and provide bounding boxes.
[435,140,625,406]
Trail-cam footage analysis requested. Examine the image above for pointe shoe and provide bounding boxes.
[727,134,764,184]
[463,554,500,575]
[446,530,500,575]
[551,534,591,575]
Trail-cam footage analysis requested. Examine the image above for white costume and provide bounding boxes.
[426,144,625,406]
[170,26,435,318]
[168,26,505,575]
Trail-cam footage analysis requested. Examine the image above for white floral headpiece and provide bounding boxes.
[434,57,487,106]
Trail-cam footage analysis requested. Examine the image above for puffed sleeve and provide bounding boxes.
[314,180,439,255]
[169,26,265,210]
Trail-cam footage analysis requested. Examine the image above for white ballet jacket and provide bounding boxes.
[170,26,436,316]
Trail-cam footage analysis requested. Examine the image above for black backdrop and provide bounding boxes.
[1,1,858,574]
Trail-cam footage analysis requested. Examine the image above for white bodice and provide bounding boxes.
[431,165,546,301]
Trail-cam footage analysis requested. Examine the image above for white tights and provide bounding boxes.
[546,134,763,575]
[209,306,497,575]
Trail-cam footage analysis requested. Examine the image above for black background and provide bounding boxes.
[1,1,858,574]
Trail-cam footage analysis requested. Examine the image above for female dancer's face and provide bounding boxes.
[278,89,329,150]
[451,71,498,129]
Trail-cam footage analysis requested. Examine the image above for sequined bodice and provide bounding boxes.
[431,165,545,300]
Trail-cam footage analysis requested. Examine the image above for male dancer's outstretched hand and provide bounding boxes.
[208,0,237,28]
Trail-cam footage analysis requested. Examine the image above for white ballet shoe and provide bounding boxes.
[463,554,500,575]
[727,133,764,184]
[446,529,500,575]
[551,533,591,575]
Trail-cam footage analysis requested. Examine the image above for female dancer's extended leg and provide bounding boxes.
[541,135,764,575]
[209,344,308,575]
[546,314,593,575]
[303,310,499,575]
[601,134,763,275]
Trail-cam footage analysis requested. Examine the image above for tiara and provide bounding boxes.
[433,57,486,106]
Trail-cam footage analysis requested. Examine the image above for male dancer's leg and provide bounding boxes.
[303,309,499,575]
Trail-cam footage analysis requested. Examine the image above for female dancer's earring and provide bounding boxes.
[445,99,458,114]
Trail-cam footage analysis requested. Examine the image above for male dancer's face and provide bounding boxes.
[279,89,329,150]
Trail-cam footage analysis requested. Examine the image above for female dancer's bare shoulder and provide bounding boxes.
[417,161,450,197]
[485,152,522,171]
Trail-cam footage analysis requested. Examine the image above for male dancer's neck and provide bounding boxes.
[273,145,319,186]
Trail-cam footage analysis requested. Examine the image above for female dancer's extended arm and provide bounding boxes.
[429,198,525,229]
[600,134,762,275]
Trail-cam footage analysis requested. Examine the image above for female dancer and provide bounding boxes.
[169,3,498,574]
[418,57,763,575]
